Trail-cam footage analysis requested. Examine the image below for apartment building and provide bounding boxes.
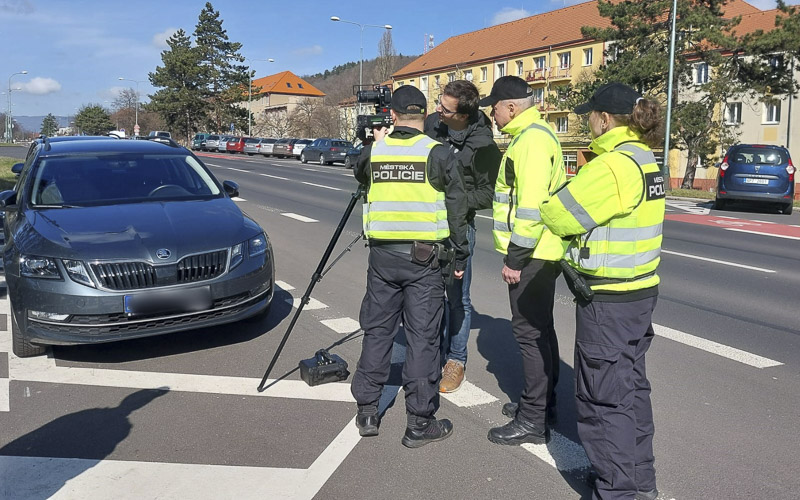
[249,71,325,135]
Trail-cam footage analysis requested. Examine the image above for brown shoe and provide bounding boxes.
[439,360,465,393]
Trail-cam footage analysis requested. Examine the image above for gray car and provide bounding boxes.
[242,137,263,156]
[204,135,221,151]
[0,137,274,357]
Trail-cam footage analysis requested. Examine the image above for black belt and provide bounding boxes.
[580,270,657,286]
[369,241,413,254]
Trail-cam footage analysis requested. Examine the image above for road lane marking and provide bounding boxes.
[476,214,492,220]
[281,213,318,223]
[275,280,295,291]
[654,324,783,369]
[522,432,592,472]
[303,168,321,172]
[751,220,777,224]
[0,378,8,412]
[286,296,327,310]
[260,173,289,180]
[320,318,361,334]
[724,228,800,240]
[231,197,246,202]
[440,381,498,407]
[226,167,249,173]
[661,250,775,273]
[301,182,341,191]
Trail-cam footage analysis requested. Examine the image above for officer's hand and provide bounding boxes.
[501,264,521,285]
[373,126,390,142]
[454,270,464,280]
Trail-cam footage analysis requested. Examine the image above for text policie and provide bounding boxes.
[355,84,394,142]
[372,162,426,183]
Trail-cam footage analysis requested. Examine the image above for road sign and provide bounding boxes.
[230,122,235,132]
[134,124,140,135]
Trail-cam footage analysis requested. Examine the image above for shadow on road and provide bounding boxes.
[0,388,168,500]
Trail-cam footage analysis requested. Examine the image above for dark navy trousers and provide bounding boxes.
[351,246,445,419]
[575,296,658,500]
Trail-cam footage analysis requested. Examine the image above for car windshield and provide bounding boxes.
[29,153,222,207]
[733,148,787,165]
[245,138,260,143]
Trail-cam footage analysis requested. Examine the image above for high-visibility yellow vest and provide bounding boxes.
[493,107,567,262]
[543,132,665,293]
[364,134,449,241]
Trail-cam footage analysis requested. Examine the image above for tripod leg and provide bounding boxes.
[257,186,365,392]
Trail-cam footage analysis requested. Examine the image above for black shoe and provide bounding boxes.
[401,418,453,448]
[635,488,659,500]
[355,405,380,437]
[501,402,557,426]
[488,418,550,445]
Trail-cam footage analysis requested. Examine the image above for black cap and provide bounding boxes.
[574,83,642,115]
[391,85,427,114]
[478,76,533,107]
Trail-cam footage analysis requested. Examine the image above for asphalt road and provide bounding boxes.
[1,147,799,499]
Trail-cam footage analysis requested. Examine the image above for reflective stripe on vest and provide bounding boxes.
[364,135,449,241]
[566,141,665,292]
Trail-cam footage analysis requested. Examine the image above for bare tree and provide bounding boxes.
[113,88,139,133]
[373,30,397,84]
[259,108,291,138]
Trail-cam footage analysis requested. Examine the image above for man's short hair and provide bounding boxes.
[443,80,479,117]
[395,105,425,121]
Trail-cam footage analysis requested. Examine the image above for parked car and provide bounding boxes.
[217,136,233,153]
[226,136,247,154]
[148,131,172,139]
[0,137,274,357]
[301,138,354,166]
[715,144,795,214]
[292,139,313,158]
[344,142,363,169]
[243,138,264,156]
[192,133,211,150]
[259,138,277,157]
[271,138,297,159]
[204,135,221,151]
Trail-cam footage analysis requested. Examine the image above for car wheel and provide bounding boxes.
[300,153,307,164]
[11,306,46,358]
[248,153,253,156]
[782,204,793,215]
[714,198,726,210]
[344,157,351,169]
[318,154,325,166]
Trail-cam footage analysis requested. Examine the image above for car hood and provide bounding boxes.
[19,199,260,262]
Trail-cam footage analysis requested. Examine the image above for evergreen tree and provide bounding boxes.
[149,29,207,143]
[40,113,59,137]
[193,2,249,133]
[74,105,114,135]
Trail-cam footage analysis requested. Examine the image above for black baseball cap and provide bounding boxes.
[574,83,642,115]
[478,76,533,107]
[391,85,427,114]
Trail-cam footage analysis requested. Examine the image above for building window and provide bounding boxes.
[420,76,428,92]
[556,117,568,133]
[481,67,487,82]
[563,153,578,176]
[516,60,524,76]
[559,52,571,69]
[496,63,505,79]
[534,56,546,69]
[769,55,783,69]
[464,70,473,82]
[725,102,742,124]
[764,101,781,123]
[409,79,415,87]
[298,83,303,89]
[397,81,404,86]
[532,87,544,104]
[695,62,709,84]
[447,72,455,83]
[286,82,292,88]
[583,48,593,66]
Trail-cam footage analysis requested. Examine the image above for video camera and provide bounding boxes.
[355,84,393,143]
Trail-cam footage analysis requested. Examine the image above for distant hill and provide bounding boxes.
[14,115,71,133]
[303,54,418,105]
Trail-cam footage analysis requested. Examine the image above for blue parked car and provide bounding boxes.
[715,144,795,214]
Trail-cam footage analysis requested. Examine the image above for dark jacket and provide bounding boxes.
[355,126,470,270]
[424,111,502,221]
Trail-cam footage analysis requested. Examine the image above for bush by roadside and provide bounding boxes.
[0,156,20,191]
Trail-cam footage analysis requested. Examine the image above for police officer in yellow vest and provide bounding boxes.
[539,83,665,500]
[351,85,469,448]
[480,76,566,446]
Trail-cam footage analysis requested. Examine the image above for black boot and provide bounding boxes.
[401,417,453,448]
[501,402,557,426]
[488,417,550,445]
[635,488,659,500]
[355,404,379,437]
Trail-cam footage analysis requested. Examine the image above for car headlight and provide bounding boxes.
[19,255,61,279]
[230,242,244,270]
[62,259,95,287]
[249,233,267,257]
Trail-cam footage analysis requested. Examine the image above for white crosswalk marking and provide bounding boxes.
[440,381,498,407]
[281,213,318,223]
[321,318,361,334]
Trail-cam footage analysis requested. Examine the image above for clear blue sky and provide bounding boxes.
[2,0,795,117]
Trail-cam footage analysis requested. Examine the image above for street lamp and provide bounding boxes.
[662,0,679,183]
[245,58,274,136]
[6,70,28,143]
[330,16,392,113]
[118,77,145,136]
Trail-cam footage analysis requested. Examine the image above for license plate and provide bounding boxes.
[744,178,769,185]
[125,287,212,316]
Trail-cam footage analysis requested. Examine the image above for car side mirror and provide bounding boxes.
[11,163,23,176]
[223,180,239,198]
[0,189,18,211]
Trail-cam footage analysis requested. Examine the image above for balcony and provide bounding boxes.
[550,65,573,81]
[525,67,549,82]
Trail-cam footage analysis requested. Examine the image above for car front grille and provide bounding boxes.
[91,250,228,290]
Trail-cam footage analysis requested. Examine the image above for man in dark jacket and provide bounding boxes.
[424,80,502,393]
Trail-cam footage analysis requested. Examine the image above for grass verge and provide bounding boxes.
[0,156,21,191]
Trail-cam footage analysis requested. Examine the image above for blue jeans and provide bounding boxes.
[442,220,475,365]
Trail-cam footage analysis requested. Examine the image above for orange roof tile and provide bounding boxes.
[252,71,325,97]
[394,0,763,79]
[732,8,781,36]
